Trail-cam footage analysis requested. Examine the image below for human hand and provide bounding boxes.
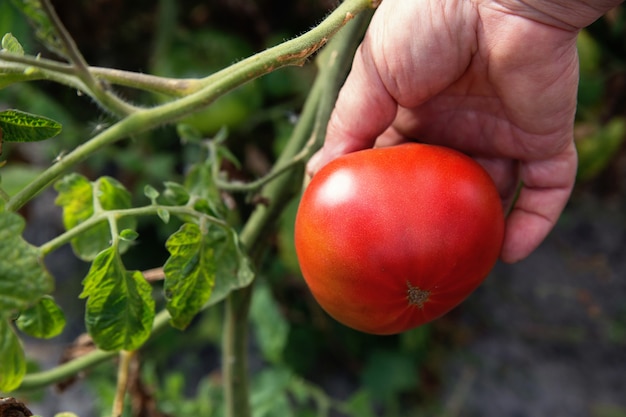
[308,0,620,263]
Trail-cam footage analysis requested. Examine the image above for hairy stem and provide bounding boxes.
[17,310,171,391]
[38,204,229,256]
[13,0,374,397]
[112,351,135,417]
[39,0,138,116]
[222,10,373,417]
[4,0,374,213]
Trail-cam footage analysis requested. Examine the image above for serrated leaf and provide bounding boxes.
[163,223,216,329]
[16,295,66,338]
[54,174,136,261]
[81,247,155,351]
[163,223,254,329]
[205,230,254,307]
[0,211,54,318]
[0,109,62,143]
[9,0,66,58]
[1,33,25,55]
[0,320,26,392]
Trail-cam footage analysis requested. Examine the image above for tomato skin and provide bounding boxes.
[294,143,504,335]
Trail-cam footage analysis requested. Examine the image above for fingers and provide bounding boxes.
[307,0,475,176]
[306,41,397,176]
[500,142,578,263]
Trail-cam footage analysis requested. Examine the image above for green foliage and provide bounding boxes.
[15,295,66,339]
[577,117,626,181]
[54,174,136,261]
[0,109,62,150]
[80,246,155,351]
[163,223,217,330]
[0,211,54,315]
[9,0,65,57]
[0,320,26,392]
[163,221,254,330]
[1,33,25,55]
[250,281,289,364]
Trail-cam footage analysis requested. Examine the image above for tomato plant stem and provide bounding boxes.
[222,11,373,417]
[3,0,374,214]
[112,350,135,417]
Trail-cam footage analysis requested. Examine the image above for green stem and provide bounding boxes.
[221,10,373,417]
[4,0,374,213]
[112,350,135,417]
[39,0,138,116]
[17,310,171,391]
[0,54,197,97]
[38,204,229,256]
[222,286,253,417]
[14,0,374,397]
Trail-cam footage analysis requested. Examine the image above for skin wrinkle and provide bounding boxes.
[310,0,621,262]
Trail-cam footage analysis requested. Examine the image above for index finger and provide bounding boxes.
[307,41,397,175]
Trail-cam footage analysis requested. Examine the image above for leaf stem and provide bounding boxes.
[38,204,229,256]
[17,309,171,391]
[13,0,374,397]
[112,350,135,417]
[0,54,196,97]
[4,0,374,214]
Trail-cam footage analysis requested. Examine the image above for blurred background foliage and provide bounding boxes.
[1,1,625,416]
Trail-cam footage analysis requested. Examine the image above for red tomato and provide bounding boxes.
[294,143,504,335]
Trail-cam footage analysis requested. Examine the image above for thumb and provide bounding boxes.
[307,36,397,175]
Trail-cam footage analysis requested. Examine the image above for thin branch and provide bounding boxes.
[37,204,230,256]
[112,351,136,417]
[5,0,375,214]
[222,9,374,417]
[17,310,172,391]
[0,53,197,97]
[39,0,139,116]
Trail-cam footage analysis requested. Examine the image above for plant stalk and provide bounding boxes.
[221,10,373,417]
[4,0,374,213]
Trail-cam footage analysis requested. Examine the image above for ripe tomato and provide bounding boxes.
[294,143,504,335]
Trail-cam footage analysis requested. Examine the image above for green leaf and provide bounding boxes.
[1,33,25,55]
[119,229,139,241]
[205,230,254,307]
[250,281,288,364]
[184,163,226,217]
[0,109,62,143]
[54,174,136,261]
[0,320,26,392]
[163,221,254,330]
[143,184,160,202]
[16,295,66,339]
[250,368,294,417]
[163,223,216,330]
[0,164,45,197]
[9,0,66,57]
[0,211,54,318]
[161,181,190,206]
[576,117,626,182]
[361,349,418,401]
[81,247,155,351]
[157,208,170,224]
